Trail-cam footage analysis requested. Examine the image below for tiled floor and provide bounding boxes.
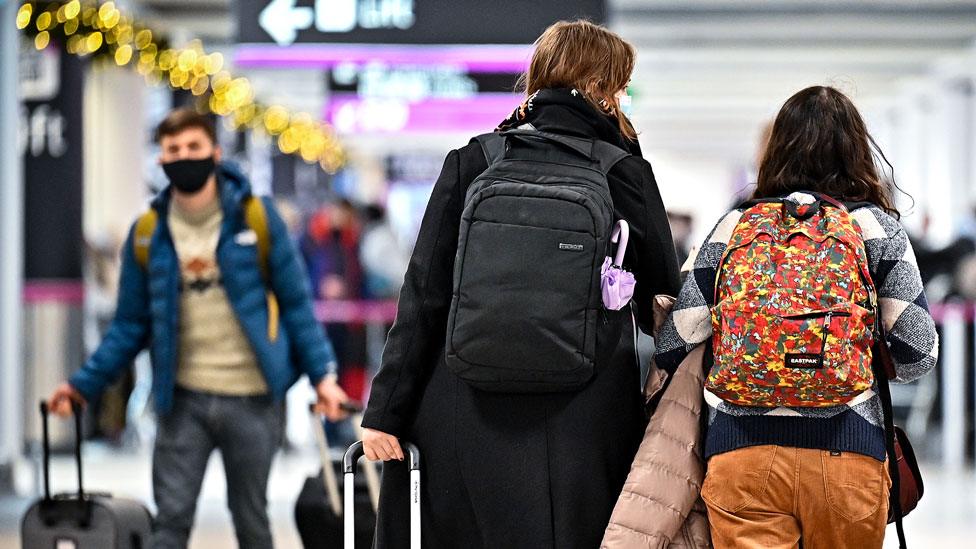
[2,443,975,548]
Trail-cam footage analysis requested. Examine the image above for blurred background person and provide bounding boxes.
[360,204,409,300]
[47,109,348,549]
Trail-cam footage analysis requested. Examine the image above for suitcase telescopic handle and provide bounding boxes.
[39,400,84,502]
[342,441,421,473]
[307,401,379,516]
[39,400,92,528]
[343,441,421,549]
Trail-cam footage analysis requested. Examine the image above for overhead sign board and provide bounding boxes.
[239,0,606,46]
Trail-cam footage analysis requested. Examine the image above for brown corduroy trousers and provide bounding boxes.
[702,445,891,549]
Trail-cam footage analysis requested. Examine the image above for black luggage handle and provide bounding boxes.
[39,400,93,528]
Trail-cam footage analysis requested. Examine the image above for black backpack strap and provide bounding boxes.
[483,129,630,174]
[873,314,908,549]
[499,129,593,157]
[590,140,630,175]
[473,133,506,166]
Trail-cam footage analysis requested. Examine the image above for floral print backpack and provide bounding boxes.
[708,192,877,407]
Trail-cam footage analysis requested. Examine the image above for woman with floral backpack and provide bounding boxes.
[655,86,938,549]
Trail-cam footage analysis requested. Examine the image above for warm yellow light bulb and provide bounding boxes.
[98,3,115,21]
[207,53,224,75]
[157,50,176,70]
[278,130,300,154]
[104,9,121,29]
[34,31,50,51]
[264,106,290,134]
[191,76,210,96]
[36,11,52,31]
[65,0,81,20]
[115,45,133,65]
[134,29,152,49]
[177,49,196,72]
[16,4,32,30]
[117,25,133,44]
[170,69,189,89]
[86,32,104,52]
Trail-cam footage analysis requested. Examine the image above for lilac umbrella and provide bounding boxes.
[602,220,636,310]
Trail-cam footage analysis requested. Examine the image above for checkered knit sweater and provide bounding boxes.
[654,195,939,461]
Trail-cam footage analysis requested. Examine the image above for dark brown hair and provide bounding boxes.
[755,86,899,217]
[518,20,637,140]
[155,108,216,144]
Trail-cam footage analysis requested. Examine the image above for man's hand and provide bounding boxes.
[48,383,86,418]
[363,428,403,461]
[314,375,349,421]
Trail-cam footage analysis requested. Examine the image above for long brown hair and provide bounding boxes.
[755,86,899,217]
[518,20,637,141]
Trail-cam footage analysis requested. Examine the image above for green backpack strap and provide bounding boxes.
[243,196,271,281]
[133,209,159,271]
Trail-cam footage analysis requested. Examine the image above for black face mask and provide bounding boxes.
[162,157,216,194]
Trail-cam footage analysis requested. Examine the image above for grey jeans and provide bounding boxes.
[151,388,283,549]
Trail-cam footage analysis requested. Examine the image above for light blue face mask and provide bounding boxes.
[619,91,633,119]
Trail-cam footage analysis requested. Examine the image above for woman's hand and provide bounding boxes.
[363,428,404,462]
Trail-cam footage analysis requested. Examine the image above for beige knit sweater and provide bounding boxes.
[169,200,268,395]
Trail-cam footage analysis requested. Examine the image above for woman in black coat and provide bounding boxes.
[361,20,681,548]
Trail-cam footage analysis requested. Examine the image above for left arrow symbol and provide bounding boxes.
[259,0,314,46]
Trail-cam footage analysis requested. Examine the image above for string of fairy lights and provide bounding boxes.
[16,1,345,172]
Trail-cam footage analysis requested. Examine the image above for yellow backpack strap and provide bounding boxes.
[243,196,271,281]
[133,209,158,270]
[244,196,279,342]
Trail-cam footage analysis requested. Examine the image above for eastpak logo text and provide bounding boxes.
[559,243,584,251]
[785,353,823,369]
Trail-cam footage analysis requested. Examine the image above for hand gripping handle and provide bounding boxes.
[343,441,421,549]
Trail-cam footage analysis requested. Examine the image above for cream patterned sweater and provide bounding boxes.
[169,200,268,395]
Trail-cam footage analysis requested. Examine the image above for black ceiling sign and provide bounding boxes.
[239,0,606,46]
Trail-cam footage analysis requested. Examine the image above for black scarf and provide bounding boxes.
[496,88,642,156]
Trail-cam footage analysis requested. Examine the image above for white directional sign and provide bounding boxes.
[241,0,605,46]
[259,0,415,46]
[259,0,314,46]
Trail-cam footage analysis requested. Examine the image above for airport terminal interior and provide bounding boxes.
[2,0,976,547]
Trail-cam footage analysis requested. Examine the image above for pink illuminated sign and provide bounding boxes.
[325,93,521,133]
[235,44,532,72]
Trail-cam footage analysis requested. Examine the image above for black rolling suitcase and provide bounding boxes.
[294,403,380,548]
[344,440,421,549]
[21,401,153,549]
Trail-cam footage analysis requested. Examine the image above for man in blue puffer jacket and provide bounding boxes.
[48,108,348,549]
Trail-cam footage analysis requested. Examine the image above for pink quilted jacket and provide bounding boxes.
[601,297,712,549]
